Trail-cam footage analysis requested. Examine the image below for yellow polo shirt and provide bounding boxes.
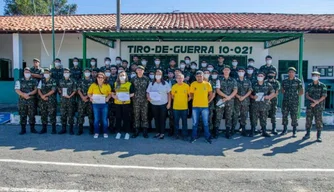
[190,81,212,107]
[171,83,189,110]
[88,83,112,96]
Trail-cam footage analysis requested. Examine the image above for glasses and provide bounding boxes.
[97,76,104,79]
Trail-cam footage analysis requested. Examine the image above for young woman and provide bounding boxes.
[146,69,171,139]
[88,72,112,139]
[112,71,134,140]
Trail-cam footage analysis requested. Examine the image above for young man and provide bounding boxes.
[230,59,239,79]
[89,58,99,72]
[265,71,281,135]
[166,69,176,136]
[30,58,44,80]
[70,57,82,81]
[189,71,213,144]
[100,57,112,72]
[216,55,226,73]
[50,58,64,86]
[303,71,327,142]
[259,55,277,79]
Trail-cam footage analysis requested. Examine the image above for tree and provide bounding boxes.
[4,0,77,16]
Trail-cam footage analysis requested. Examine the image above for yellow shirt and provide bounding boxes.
[114,82,132,105]
[171,83,189,110]
[88,83,112,96]
[190,81,212,107]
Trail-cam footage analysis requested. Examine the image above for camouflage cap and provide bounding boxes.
[24,67,31,71]
[63,67,70,72]
[311,71,321,75]
[33,58,40,62]
[136,65,145,70]
[288,67,297,72]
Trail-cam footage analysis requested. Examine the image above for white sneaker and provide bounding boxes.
[124,133,130,140]
[115,133,121,139]
[104,134,108,138]
[94,134,99,139]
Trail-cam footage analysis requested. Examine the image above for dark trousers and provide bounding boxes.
[115,104,131,133]
[152,104,167,134]
[173,109,188,137]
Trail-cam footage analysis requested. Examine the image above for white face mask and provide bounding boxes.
[90,62,96,66]
[131,74,136,78]
[180,64,186,69]
[208,67,214,72]
[201,63,207,68]
[204,74,210,79]
[155,75,162,80]
[105,72,111,77]
[24,73,31,79]
[105,61,111,65]
[248,62,254,66]
[55,62,61,67]
[43,74,50,79]
[116,60,121,64]
[185,59,190,64]
[64,73,70,78]
[312,76,319,81]
[120,76,126,81]
[212,75,218,79]
[266,60,272,65]
[247,70,254,74]
[191,65,196,70]
[73,62,79,66]
[149,74,155,80]
[238,72,245,77]
[257,77,264,81]
[84,72,91,77]
[141,61,147,66]
[155,61,160,65]
[232,62,238,67]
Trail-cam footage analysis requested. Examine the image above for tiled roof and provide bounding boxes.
[0,13,334,33]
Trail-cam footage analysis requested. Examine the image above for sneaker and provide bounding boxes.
[205,138,212,144]
[190,138,196,143]
[115,132,121,139]
[93,134,99,139]
[104,134,108,138]
[124,133,130,140]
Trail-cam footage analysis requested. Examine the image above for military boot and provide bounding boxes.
[212,127,219,139]
[230,126,235,136]
[225,127,231,139]
[292,126,297,138]
[262,127,271,137]
[76,124,84,135]
[58,125,67,134]
[168,127,174,137]
[249,126,255,137]
[271,123,278,135]
[241,125,247,137]
[19,124,26,135]
[143,128,149,138]
[316,130,322,142]
[30,124,38,134]
[89,123,94,135]
[69,124,74,135]
[280,125,288,135]
[131,128,139,138]
[39,124,47,134]
[51,123,57,134]
[302,129,311,140]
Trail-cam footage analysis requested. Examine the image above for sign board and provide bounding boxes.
[313,66,333,77]
[0,112,11,124]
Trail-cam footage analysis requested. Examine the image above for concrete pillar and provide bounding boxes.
[12,33,23,80]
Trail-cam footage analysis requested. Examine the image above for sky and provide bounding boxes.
[0,0,334,15]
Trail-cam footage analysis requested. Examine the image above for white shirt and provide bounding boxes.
[146,81,171,105]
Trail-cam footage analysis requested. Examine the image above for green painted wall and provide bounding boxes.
[0,81,17,104]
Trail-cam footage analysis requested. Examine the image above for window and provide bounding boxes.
[199,55,248,68]
[0,59,13,81]
[68,58,96,69]
[129,54,179,70]
[278,60,308,81]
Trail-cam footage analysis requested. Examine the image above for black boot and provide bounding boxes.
[69,124,74,135]
[30,124,38,134]
[280,125,288,135]
[77,124,83,135]
[39,124,47,134]
[292,126,297,138]
[168,127,174,137]
[249,126,255,137]
[131,128,139,138]
[212,127,219,139]
[19,124,26,135]
[230,126,235,136]
[262,127,271,137]
[89,123,94,135]
[271,123,278,135]
[58,125,67,134]
[303,129,310,140]
[225,127,231,139]
[143,128,149,138]
[241,125,247,137]
[51,124,57,134]
[316,130,322,142]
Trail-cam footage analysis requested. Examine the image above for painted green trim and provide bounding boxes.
[264,36,300,49]
[13,68,20,81]
[51,0,55,68]
[86,35,115,48]
[82,33,87,69]
[298,34,304,119]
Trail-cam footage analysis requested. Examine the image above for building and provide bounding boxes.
[0,13,333,108]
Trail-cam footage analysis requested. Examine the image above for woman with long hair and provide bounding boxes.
[112,71,134,140]
[146,69,171,139]
[88,72,112,139]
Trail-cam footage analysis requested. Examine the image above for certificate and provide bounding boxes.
[117,92,130,102]
[62,88,68,97]
[216,99,225,108]
[255,92,264,101]
[149,92,161,101]
[92,94,106,104]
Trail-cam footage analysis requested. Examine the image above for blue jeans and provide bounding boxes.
[93,104,108,134]
[192,107,210,139]
[173,109,188,137]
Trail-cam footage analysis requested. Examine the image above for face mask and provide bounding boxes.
[232,62,238,67]
[268,75,275,80]
[248,62,254,66]
[105,61,111,65]
[266,60,272,65]
[24,73,31,79]
[312,76,319,81]
[43,74,50,79]
[204,74,210,79]
[149,74,155,80]
[155,61,160,65]
[155,75,162,80]
[208,67,214,72]
[84,72,91,77]
[73,62,78,66]
[120,76,126,81]
[257,77,264,81]
[90,62,96,66]
[64,73,70,78]
[212,75,218,79]
[191,65,196,70]
[131,74,136,78]
[55,62,61,67]
[180,64,186,69]
[116,60,121,64]
[105,72,111,77]
[201,63,207,68]
[247,70,254,74]
[185,59,190,64]
[141,61,147,66]
[238,72,245,77]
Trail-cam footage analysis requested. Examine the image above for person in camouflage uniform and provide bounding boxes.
[70,57,82,81]
[209,70,219,138]
[265,71,281,135]
[131,65,150,138]
[232,67,252,136]
[281,67,304,137]
[58,68,77,135]
[246,58,259,76]
[76,68,95,135]
[166,69,177,136]
[246,65,259,133]
[215,55,226,74]
[37,68,57,134]
[105,68,117,133]
[89,57,99,73]
[249,72,275,137]
[30,58,44,116]
[215,65,238,139]
[303,71,327,142]
[100,57,112,72]
[15,67,38,135]
[50,58,64,86]
[259,55,277,79]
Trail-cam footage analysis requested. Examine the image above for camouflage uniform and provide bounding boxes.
[209,78,218,133]
[259,65,277,79]
[30,66,44,115]
[70,67,82,81]
[77,78,94,126]
[266,79,281,125]
[215,63,226,74]
[230,67,239,79]
[38,77,57,125]
[50,67,64,85]
[166,79,177,136]
[215,76,237,138]
[107,76,117,131]
[100,65,111,72]
[131,75,150,137]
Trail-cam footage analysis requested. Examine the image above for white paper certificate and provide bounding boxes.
[255,92,265,101]
[117,92,130,102]
[149,92,161,101]
[92,94,106,104]
[62,88,68,96]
